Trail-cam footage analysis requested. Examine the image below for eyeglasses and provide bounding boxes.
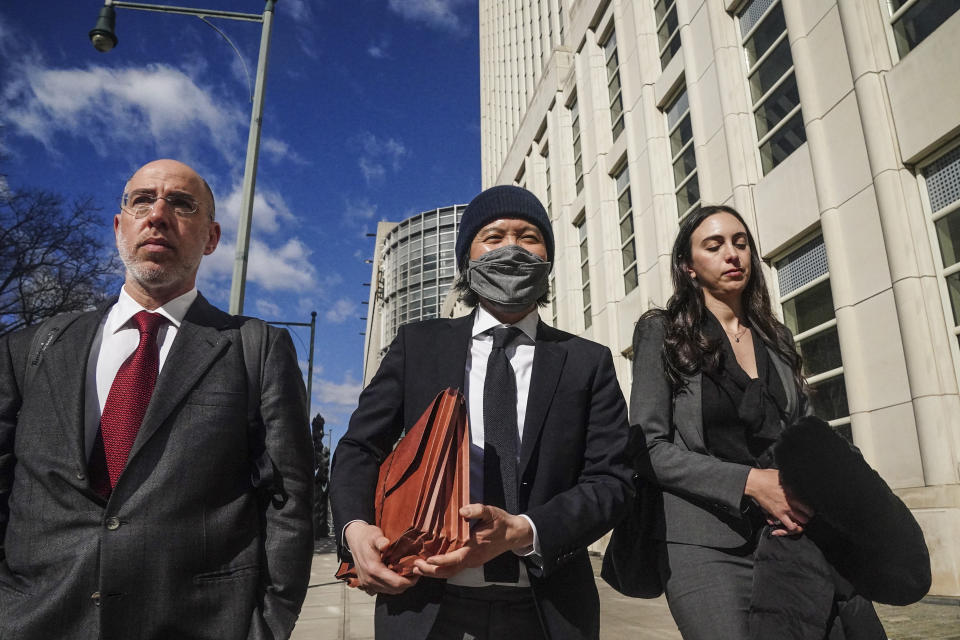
[121,191,202,219]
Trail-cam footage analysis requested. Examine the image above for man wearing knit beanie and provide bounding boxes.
[331,185,632,640]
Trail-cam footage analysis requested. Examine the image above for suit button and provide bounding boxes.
[76,471,86,481]
[91,591,101,606]
[105,517,121,530]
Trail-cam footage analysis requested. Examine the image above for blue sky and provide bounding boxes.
[0,0,481,446]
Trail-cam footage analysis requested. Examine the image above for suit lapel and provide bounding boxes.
[518,321,566,473]
[127,296,231,462]
[41,306,112,471]
[767,345,798,421]
[433,313,473,393]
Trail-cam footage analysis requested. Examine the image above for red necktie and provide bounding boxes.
[91,311,165,497]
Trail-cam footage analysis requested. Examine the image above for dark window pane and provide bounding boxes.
[750,38,793,102]
[754,73,800,139]
[581,262,590,284]
[946,271,960,326]
[619,212,634,244]
[760,110,806,173]
[743,3,787,67]
[622,239,636,266]
[892,0,960,57]
[676,174,700,214]
[660,34,681,69]
[673,144,697,184]
[797,326,843,376]
[834,423,853,444]
[583,283,591,307]
[624,265,638,293]
[658,5,679,49]
[782,279,835,335]
[670,116,693,156]
[809,374,849,421]
[935,208,960,267]
[618,189,632,216]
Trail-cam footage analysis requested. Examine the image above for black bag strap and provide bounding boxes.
[239,318,286,507]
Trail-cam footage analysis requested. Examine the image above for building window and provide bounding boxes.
[738,0,806,175]
[576,215,592,329]
[614,164,639,294]
[654,0,681,69]
[921,144,960,360]
[665,85,699,218]
[559,0,565,44]
[889,1,960,58]
[571,97,584,194]
[775,235,850,438]
[603,29,625,140]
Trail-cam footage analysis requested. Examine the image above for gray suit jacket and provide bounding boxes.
[631,314,808,549]
[0,295,314,640]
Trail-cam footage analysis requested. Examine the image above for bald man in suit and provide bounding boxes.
[0,159,313,639]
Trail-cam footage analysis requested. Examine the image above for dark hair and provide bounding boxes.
[452,266,551,308]
[643,204,805,393]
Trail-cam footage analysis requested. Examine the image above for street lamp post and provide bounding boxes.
[89,0,277,315]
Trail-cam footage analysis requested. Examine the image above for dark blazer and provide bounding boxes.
[330,312,633,640]
[0,295,314,640]
[609,315,808,596]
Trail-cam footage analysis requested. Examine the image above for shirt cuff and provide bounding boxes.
[513,514,542,564]
[342,519,367,553]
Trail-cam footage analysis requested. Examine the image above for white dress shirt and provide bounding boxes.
[83,287,198,458]
[447,305,541,588]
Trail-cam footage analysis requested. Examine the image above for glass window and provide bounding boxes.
[889,0,960,58]
[614,164,639,294]
[665,86,700,218]
[922,144,960,356]
[550,272,558,326]
[738,0,805,174]
[571,97,583,194]
[654,0,681,69]
[603,29,625,140]
[776,235,850,426]
[543,145,553,217]
[577,216,592,329]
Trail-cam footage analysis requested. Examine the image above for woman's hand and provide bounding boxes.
[744,468,814,536]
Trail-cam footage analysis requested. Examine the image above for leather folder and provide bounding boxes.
[336,388,470,586]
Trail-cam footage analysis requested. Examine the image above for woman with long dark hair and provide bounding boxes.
[630,204,815,637]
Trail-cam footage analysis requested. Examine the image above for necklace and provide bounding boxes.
[725,326,749,343]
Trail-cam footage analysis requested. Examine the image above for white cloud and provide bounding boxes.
[218,182,297,234]
[1,63,244,160]
[255,299,282,318]
[387,0,473,33]
[314,373,363,409]
[353,131,408,185]
[284,0,313,21]
[325,298,358,324]
[343,198,378,224]
[367,37,390,59]
[261,136,309,166]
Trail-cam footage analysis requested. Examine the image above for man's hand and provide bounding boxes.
[744,468,814,536]
[343,521,418,595]
[412,504,534,579]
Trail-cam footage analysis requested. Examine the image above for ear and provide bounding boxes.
[204,221,221,255]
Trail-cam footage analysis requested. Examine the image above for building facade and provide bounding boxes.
[362,205,466,385]
[479,0,960,595]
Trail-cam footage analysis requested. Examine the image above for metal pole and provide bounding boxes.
[229,0,277,315]
[306,310,316,418]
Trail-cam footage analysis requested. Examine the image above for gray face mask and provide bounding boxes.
[466,245,552,312]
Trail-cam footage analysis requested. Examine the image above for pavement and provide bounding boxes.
[292,539,960,640]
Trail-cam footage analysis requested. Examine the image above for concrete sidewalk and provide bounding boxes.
[292,541,960,640]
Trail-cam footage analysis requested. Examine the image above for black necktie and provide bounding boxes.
[483,326,522,583]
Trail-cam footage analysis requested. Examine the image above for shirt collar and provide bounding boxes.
[472,304,539,343]
[107,287,198,335]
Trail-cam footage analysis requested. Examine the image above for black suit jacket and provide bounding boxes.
[0,295,314,640]
[330,312,633,640]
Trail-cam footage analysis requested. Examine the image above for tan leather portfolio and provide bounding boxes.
[336,388,470,586]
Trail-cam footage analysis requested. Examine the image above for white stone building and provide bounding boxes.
[478,0,960,596]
